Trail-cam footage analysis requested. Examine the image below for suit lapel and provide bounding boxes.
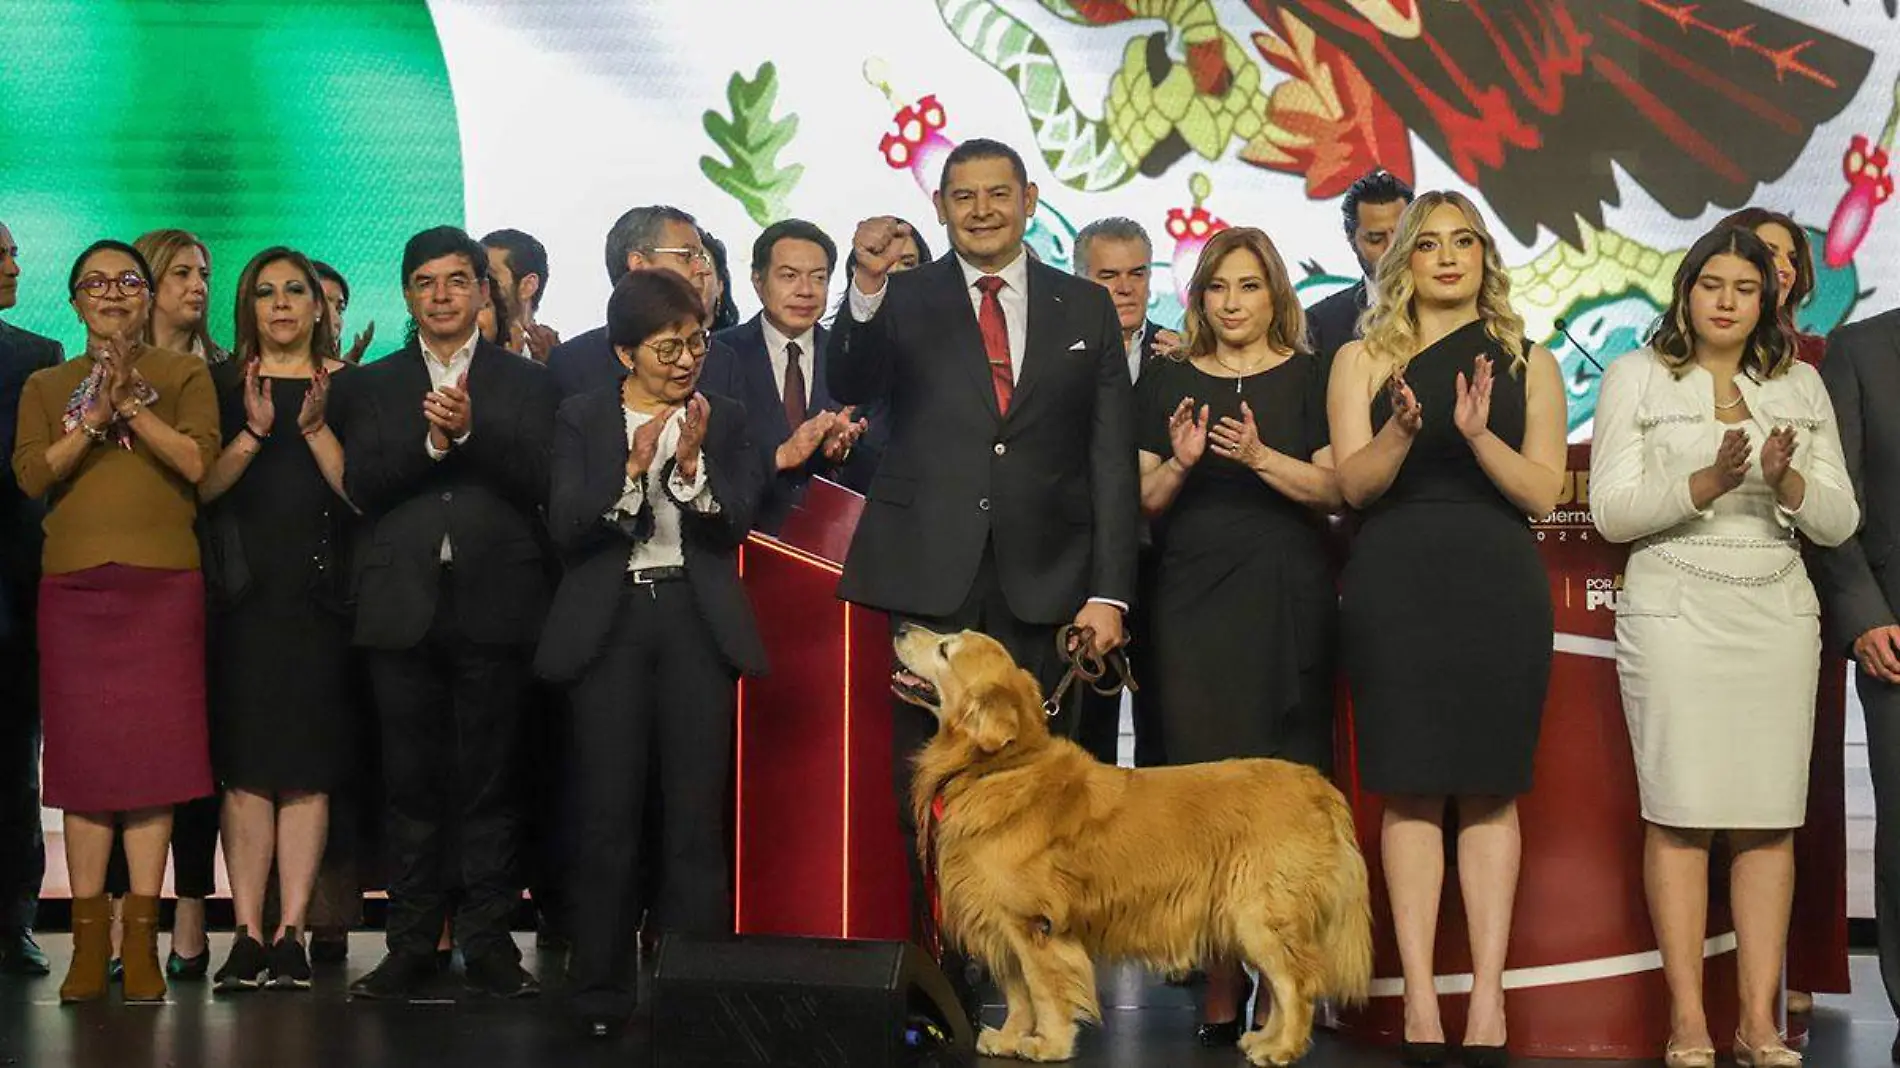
[810,324,835,414]
[928,256,1000,421]
[1007,261,1062,420]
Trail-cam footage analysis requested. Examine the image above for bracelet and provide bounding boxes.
[241,426,268,446]
[301,423,327,440]
[81,421,108,443]
[116,399,143,420]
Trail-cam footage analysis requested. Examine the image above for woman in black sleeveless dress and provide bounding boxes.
[1329,192,1568,1064]
[1137,227,1342,1043]
[197,248,354,992]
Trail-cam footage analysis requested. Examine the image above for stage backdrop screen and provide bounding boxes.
[3,0,1899,447]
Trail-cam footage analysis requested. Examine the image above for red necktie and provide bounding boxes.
[974,275,1013,414]
[783,340,806,431]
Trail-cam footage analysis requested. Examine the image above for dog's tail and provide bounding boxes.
[1317,791,1374,1006]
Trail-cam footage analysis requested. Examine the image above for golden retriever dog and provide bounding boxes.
[893,625,1372,1066]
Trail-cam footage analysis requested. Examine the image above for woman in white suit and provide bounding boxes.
[1591,225,1858,1068]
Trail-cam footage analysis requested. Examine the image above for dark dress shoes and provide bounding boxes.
[0,929,50,977]
[348,951,441,1001]
[464,954,540,999]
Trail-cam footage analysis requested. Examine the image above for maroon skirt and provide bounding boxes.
[40,564,213,812]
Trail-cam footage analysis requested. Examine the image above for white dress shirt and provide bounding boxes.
[848,249,1029,383]
[421,331,477,561]
[759,316,816,412]
[609,406,720,571]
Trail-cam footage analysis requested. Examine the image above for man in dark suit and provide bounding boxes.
[830,139,1138,999]
[1069,216,1175,768]
[340,227,558,1002]
[0,222,59,977]
[705,219,869,532]
[1303,169,1414,368]
[1812,307,1900,1063]
[545,205,734,400]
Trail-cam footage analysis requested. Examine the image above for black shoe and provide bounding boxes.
[108,957,123,983]
[1195,973,1255,1048]
[309,935,349,966]
[1461,1044,1508,1068]
[348,952,440,1001]
[1890,1031,1899,1065]
[167,948,210,981]
[214,930,271,992]
[268,930,313,991]
[0,929,50,977]
[1400,1040,1449,1066]
[465,953,539,998]
[435,948,454,972]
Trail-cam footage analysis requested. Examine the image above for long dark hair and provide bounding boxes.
[1716,206,1814,322]
[1647,225,1793,380]
[232,247,337,368]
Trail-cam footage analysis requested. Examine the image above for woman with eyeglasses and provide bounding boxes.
[535,268,766,1039]
[195,247,354,992]
[10,240,220,1004]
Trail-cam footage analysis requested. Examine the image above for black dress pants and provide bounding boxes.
[0,611,42,931]
[567,580,735,1020]
[366,583,531,965]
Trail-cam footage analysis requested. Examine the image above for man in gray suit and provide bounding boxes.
[1813,306,1900,1063]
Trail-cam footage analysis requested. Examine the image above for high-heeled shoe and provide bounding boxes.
[1462,1042,1509,1068]
[1663,1042,1716,1068]
[1398,1039,1448,1066]
[1195,974,1255,1048]
[1734,1031,1802,1067]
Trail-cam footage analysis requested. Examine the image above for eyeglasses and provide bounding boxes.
[644,247,714,269]
[73,272,148,297]
[644,330,710,365]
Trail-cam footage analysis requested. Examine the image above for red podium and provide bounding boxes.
[730,478,909,941]
[1337,444,1844,1058]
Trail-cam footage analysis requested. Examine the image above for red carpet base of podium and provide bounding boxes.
[0,934,1891,1067]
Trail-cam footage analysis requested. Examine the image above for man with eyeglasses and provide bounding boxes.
[545,205,739,400]
[338,226,558,1002]
[0,221,60,978]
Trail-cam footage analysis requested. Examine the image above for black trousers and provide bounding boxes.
[366,582,531,965]
[0,609,42,931]
[567,581,735,1019]
[888,544,1068,993]
[1859,668,1900,1016]
[519,679,571,935]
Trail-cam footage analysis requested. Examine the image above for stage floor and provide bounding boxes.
[0,934,1892,1067]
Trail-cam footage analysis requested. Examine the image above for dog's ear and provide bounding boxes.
[957,680,1021,754]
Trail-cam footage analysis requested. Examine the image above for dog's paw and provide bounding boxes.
[977,1026,1022,1058]
[1240,1029,1312,1066]
[1013,1032,1078,1062]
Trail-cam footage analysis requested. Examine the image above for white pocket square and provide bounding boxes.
[1067,339,1087,351]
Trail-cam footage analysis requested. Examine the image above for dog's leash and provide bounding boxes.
[1043,624,1139,739]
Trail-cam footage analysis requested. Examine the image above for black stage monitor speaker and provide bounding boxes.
[651,935,977,1067]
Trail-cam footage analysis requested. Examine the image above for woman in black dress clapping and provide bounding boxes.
[197,247,353,992]
[1328,192,1567,1065]
[1135,226,1341,1044]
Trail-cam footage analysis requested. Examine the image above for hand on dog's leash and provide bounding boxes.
[1044,625,1138,731]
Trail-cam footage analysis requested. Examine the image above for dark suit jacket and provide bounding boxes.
[340,340,558,650]
[826,253,1137,623]
[0,320,62,630]
[706,314,886,531]
[534,384,767,681]
[1813,309,1900,652]
[1304,279,1367,369]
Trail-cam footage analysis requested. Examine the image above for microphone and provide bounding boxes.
[1553,317,1604,373]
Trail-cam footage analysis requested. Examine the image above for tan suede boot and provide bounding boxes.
[120,895,167,1002]
[59,895,112,1003]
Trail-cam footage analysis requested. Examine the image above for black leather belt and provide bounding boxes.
[625,565,688,586]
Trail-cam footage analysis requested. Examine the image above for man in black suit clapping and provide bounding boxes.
[705,219,867,532]
[828,139,1138,1002]
[340,227,558,1002]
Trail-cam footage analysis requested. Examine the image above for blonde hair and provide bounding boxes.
[1178,227,1306,362]
[134,228,216,356]
[1357,191,1525,378]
